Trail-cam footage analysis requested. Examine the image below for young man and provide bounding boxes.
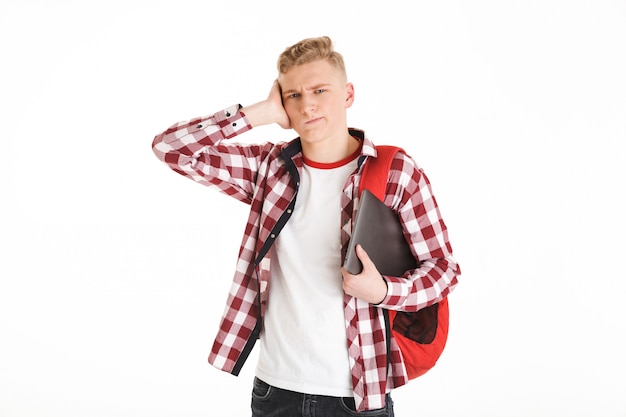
[152,36,460,416]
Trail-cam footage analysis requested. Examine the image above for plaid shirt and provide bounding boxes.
[152,104,460,412]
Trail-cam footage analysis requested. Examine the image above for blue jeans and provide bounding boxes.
[251,377,395,417]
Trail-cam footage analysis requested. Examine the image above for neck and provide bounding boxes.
[301,133,360,164]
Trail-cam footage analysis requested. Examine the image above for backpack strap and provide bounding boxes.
[359,145,404,200]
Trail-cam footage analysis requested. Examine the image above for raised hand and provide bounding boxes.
[240,80,291,129]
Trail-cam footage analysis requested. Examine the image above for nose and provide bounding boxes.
[299,94,316,115]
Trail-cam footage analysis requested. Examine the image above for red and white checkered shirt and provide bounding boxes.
[152,104,460,412]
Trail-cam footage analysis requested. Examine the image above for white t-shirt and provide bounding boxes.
[255,153,359,397]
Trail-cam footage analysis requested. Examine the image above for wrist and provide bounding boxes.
[240,100,282,128]
[374,276,389,305]
[240,101,266,127]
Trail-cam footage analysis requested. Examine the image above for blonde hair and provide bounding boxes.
[277,36,347,80]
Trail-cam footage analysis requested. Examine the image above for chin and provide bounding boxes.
[295,127,318,140]
[299,131,325,144]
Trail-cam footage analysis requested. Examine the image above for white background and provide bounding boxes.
[1,0,625,416]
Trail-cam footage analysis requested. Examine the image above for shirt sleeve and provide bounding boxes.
[376,152,461,311]
[151,104,273,204]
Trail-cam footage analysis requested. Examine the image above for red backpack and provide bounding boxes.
[359,145,449,379]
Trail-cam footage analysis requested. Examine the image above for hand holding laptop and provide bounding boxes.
[341,244,388,304]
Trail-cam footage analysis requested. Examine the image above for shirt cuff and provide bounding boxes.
[211,104,252,139]
[376,275,410,309]
[185,104,251,141]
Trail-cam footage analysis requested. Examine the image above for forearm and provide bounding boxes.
[152,104,250,160]
[376,155,461,311]
[151,105,262,201]
[378,255,460,311]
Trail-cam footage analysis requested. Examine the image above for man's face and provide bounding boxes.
[278,59,354,146]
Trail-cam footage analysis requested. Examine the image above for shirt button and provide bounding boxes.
[232,122,237,127]
[226,112,231,117]
[270,233,276,239]
[196,124,203,129]
[287,209,292,214]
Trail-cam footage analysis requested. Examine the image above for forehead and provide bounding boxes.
[278,59,344,89]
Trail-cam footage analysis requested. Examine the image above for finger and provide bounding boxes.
[356,244,368,259]
[340,267,351,279]
[356,244,374,268]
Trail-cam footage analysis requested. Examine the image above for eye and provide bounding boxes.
[286,93,300,99]
[314,89,325,94]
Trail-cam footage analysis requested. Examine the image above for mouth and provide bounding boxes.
[304,117,323,125]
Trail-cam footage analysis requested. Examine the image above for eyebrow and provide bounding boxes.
[282,83,332,96]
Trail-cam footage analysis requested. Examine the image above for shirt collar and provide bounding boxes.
[280,128,377,167]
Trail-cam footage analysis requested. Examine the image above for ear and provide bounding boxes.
[344,83,355,109]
